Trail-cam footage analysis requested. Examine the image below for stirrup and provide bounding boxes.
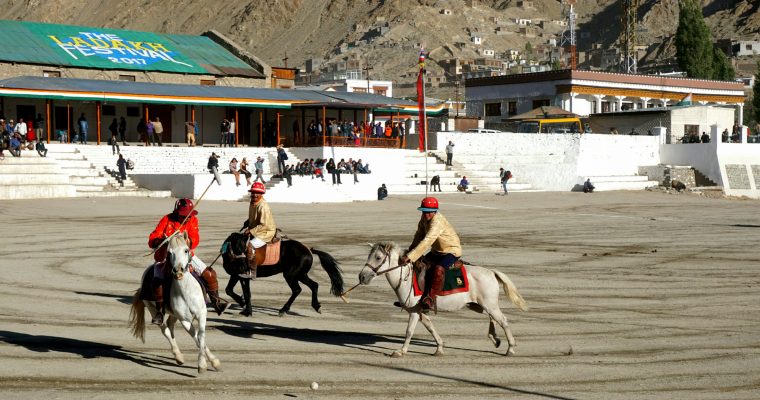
[151,311,164,325]
[213,301,229,316]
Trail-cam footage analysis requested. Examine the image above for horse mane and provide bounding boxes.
[373,241,399,257]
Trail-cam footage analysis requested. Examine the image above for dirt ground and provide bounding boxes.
[0,191,759,399]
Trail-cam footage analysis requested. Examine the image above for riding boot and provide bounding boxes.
[418,266,445,311]
[243,242,258,280]
[151,277,165,325]
[201,267,229,316]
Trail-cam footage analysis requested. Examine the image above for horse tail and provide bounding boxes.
[311,248,344,296]
[492,270,528,311]
[128,289,146,343]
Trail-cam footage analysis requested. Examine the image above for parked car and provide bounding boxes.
[467,128,503,134]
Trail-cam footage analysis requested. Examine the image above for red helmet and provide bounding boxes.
[174,198,195,217]
[249,182,266,194]
[417,197,439,212]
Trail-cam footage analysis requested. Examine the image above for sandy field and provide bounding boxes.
[0,191,758,399]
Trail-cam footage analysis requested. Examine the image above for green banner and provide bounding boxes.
[29,24,206,73]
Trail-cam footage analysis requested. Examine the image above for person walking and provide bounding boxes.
[35,113,44,142]
[445,140,454,166]
[117,153,128,186]
[499,168,512,195]
[254,156,267,184]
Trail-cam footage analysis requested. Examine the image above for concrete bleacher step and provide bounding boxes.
[0,185,76,199]
[582,175,659,191]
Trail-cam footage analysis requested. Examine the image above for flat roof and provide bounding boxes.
[0,76,444,114]
[0,20,263,78]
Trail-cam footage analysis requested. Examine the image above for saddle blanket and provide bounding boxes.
[259,240,281,266]
[412,265,469,297]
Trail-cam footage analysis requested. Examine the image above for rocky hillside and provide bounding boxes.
[1,0,757,98]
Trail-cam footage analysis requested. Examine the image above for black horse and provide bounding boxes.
[221,232,344,317]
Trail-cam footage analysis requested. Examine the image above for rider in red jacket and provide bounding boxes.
[149,198,228,325]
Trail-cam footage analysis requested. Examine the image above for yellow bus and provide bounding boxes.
[516,117,583,134]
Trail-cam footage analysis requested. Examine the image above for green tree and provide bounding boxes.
[712,47,735,81]
[675,0,714,79]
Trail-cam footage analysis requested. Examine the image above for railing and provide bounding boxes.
[301,135,403,149]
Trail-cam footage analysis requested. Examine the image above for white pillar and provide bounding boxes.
[615,96,625,112]
[569,92,577,114]
[640,97,650,109]
[660,99,669,108]
[737,103,744,127]
[632,102,638,110]
[594,94,604,114]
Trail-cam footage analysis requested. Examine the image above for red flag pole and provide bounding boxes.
[417,48,429,196]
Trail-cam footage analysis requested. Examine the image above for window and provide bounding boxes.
[126,107,140,117]
[200,79,216,86]
[532,99,550,108]
[43,70,61,78]
[118,75,135,82]
[102,105,116,116]
[485,102,501,117]
[507,101,517,116]
[746,44,753,50]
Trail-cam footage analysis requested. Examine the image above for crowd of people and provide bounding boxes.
[1,115,49,159]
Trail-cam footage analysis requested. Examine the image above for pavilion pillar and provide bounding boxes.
[96,101,101,145]
[276,112,281,146]
[235,108,239,147]
[45,100,51,144]
[593,94,604,114]
[322,106,326,147]
[259,111,263,147]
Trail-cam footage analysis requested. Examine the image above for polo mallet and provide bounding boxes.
[207,223,248,268]
[339,283,362,303]
[145,171,222,257]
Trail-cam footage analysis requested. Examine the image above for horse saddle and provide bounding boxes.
[254,240,281,266]
[412,265,470,297]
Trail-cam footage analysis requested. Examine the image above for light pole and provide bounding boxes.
[363,63,373,94]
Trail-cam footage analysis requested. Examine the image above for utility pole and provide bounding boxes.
[621,0,639,73]
[560,0,577,70]
[363,63,374,94]
[282,54,289,68]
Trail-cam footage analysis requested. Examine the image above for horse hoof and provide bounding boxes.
[175,355,185,365]
[211,359,222,371]
[239,309,252,317]
[278,311,286,317]
[315,306,322,314]
[390,351,404,358]
[198,367,206,374]
[433,350,444,357]
[506,346,516,356]
[494,338,501,348]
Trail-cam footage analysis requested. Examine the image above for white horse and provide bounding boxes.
[359,242,527,357]
[128,232,221,374]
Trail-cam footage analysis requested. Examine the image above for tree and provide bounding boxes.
[675,0,714,79]
[712,47,735,81]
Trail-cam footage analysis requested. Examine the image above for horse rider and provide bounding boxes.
[242,182,277,280]
[399,197,462,311]
[148,198,229,325]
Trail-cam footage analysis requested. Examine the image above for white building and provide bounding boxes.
[465,69,745,125]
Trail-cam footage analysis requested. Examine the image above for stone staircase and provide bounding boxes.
[0,155,76,199]
[45,144,171,198]
[428,151,535,193]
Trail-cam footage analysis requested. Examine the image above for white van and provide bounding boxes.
[467,128,503,134]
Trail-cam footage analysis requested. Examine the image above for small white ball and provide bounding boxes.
[310,381,319,390]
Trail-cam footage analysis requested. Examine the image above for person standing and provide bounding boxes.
[228,119,236,147]
[229,157,241,187]
[445,141,454,166]
[152,117,164,146]
[276,144,288,176]
[220,118,230,147]
[109,133,120,155]
[35,113,44,142]
[240,157,252,186]
[185,121,196,146]
[243,182,277,280]
[118,116,127,144]
[399,197,462,311]
[77,113,88,144]
[116,153,127,185]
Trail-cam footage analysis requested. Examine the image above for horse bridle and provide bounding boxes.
[366,246,411,281]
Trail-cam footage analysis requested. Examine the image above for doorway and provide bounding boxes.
[150,104,174,143]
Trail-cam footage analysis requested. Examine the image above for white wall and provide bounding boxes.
[433,131,660,190]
